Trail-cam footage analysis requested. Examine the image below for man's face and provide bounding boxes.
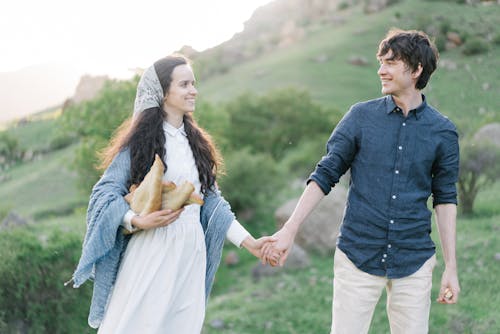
[377,50,421,97]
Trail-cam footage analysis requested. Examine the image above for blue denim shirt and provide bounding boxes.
[309,95,459,278]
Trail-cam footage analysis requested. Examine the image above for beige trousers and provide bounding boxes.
[331,248,436,334]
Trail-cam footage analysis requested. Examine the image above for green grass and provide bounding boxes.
[5,109,62,151]
[198,0,500,137]
[1,1,499,332]
[203,182,500,334]
[0,144,87,220]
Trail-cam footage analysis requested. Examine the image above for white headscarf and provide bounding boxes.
[133,65,164,118]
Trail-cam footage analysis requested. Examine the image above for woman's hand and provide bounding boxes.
[132,209,183,231]
[262,224,297,267]
[241,236,280,266]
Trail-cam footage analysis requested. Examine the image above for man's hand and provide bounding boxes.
[242,236,279,265]
[436,266,460,304]
[262,224,297,267]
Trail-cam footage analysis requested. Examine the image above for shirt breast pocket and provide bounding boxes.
[358,126,394,167]
[412,135,438,167]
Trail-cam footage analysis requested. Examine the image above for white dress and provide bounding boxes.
[98,122,209,334]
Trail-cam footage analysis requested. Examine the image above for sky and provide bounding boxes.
[0,0,273,78]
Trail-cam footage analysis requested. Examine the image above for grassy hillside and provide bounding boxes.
[197,0,499,137]
[2,0,498,222]
[203,182,500,334]
[0,0,498,332]
[0,144,86,219]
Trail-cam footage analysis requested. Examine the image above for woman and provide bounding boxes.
[70,54,278,333]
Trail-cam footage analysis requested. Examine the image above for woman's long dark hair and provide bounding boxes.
[98,55,222,194]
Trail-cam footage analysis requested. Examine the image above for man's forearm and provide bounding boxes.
[284,181,326,233]
[434,203,457,268]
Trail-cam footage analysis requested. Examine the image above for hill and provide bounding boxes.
[1,0,499,261]
[0,63,82,124]
[0,0,499,333]
[193,0,499,136]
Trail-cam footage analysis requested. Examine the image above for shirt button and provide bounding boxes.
[398,146,403,150]
[381,259,386,263]
[388,244,392,248]
[390,220,394,224]
[392,195,397,199]
[402,122,406,126]
[383,254,387,258]
[395,170,399,174]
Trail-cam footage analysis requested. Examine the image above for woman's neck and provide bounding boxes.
[165,114,184,128]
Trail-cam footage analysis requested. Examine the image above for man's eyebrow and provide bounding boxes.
[381,54,397,61]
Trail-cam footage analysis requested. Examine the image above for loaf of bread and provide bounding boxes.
[129,154,164,215]
[126,154,204,216]
[444,288,453,300]
[161,181,204,210]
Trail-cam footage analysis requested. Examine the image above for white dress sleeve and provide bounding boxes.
[122,209,139,233]
[226,219,250,248]
[123,210,250,243]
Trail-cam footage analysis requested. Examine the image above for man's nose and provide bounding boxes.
[377,64,385,75]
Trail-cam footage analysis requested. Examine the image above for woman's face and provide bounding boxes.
[163,64,197,118]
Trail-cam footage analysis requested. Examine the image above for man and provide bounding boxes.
[264,29,460,334]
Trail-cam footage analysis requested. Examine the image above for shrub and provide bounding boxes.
[337,1,350,10]
[434,34,447,53]
[218,148,286,218]
[0,131,23,167]
[0,227,92,333]
[492,33,500,46]
[458,141,500,214]
[462,37,489,56]
[49,133,78,151]
[280,139,328,178]
[223,88,340,160]
[58,78,138,193]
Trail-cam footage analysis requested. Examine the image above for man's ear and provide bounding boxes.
[412,63,423,79]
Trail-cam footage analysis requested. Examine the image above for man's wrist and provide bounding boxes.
[283,221,299,236]
[444,262,457,271]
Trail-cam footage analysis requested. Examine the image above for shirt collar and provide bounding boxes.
[385,94,428,120]
[163,121,187,137]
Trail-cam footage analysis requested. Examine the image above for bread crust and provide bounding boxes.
[129,154,164,215]
[126,155,205,217]
[161,181,204,210]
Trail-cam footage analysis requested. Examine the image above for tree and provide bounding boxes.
[223,88,341,160]
[458,141,500,214]
[59,78,138,192]
[218,148,286,216]
[0,131,23,169]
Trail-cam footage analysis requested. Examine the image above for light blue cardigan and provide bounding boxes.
[70,148,235,328]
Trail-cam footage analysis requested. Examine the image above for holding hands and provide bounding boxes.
[241,236,281,266]
[261,223,297,267]
[261,182,325,266]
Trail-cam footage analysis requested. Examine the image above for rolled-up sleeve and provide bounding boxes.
[432,123,459,207]
[308,107,358,195]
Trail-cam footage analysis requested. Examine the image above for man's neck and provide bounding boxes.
[392,91,422,117]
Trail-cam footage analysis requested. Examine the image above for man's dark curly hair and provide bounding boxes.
[377,29,439,90]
